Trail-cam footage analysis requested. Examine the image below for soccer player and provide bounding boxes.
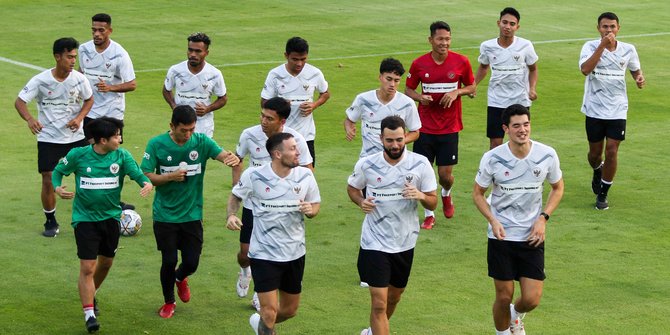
[474,7,538,149]
[344,57,421,158]
[579,12,645,210]
[141,105,239,318]
[232,97,313,305]
[163,32,228,138]
[405,21,475,229]
[15,37,93,237]
[472,105,564,335]
[52,117,153,333]
[347,116,437,335]
[79,13,137,211]
[261,36,330,166]
[227,132,321,335]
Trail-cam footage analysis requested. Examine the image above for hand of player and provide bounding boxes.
[65,117,82,132]
[194,102,209,116]
[345,125,356,141]
[226,214,242,230]
[490,221,506,240]
[27,118,43,134]
[402,183,424,200]
[528,89,538,101]
[439,90,458,108]
[359,197,376,214]
[468,92,477,99]
[635,74,646,89]
[171,169,187,182]
[419,95,433,105]
[299,102,315,116]
[95,78,111,92]
[55,186,74,199]
[223,151,241,167]
[527,219,546,247]
[139,182,153,197]
[601,32,616,49]
[299,200,314,217]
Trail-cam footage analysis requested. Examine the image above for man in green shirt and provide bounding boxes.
[53,117,153,333]
[141,105,239,318]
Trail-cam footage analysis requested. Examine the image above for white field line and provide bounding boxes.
[3,32,668,74]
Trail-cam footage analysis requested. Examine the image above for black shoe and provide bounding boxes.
[42,220,59,237]
[591,167,602,194]
[595,194,609,210]
[120,202,135,210]
[93,297,99,316]
[85,316,100,333]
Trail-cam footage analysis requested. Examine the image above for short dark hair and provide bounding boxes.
[500,7,520,21]
[188,32,211,48]
[430,21,451,36]
[285,37,309,54]
[53,37,78,55]
[502,104,531,126]
[598,12,619,25]
[266,132,294,154]
[171,105,197,126]
[86,117,123,144]
[381,115,406,134]
[92,13,112,25]
[263,97,291,120]
[380,58,404,76]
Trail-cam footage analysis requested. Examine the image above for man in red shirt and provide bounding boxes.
[405,21,475,229]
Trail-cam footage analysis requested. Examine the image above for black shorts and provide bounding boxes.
[585,116,626,142]
[412,132,458,166]
[74,219,120,260]
[153,220,204,254]
[37,139,88,173]
[357,248,414,288]
[306,140,315,167]
[487,106,530,139]
[488,238,545,281]
[251,255,305,294]
[239,207,254,244]
[84,116,124,143]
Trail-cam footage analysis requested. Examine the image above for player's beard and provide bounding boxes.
[384,145,405,160]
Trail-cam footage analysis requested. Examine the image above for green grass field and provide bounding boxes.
[1,1,669,334]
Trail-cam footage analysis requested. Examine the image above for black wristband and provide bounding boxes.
[540,212,550,221]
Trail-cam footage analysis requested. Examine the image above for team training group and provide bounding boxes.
[14,7,645,335]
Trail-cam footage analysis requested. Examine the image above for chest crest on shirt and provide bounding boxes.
[448,72,456,79]
[105,62,112,69]
[513,55,521,62]
[405,174,414,184]
[293,185,301,194]
[189,151,199,161]
[202,83,209,90]
[110,163,120,174]
[302,84,310,91]
[619,60,625,68]
[533,168,541,178]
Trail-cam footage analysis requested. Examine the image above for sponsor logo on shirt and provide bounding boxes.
[143,152,150,160]
[80,176,120,190]
[62,157,69,165]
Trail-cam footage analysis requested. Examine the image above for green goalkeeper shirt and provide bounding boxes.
[141,132,223,223]
[52,145,150,227]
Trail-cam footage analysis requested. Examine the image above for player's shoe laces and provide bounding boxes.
[158,302,176,318]
[510,312,526,335]
[360,327,372,335]
[420,216,435,230]
[176,277,191,303]
[120,201,135,210]
[442,194,455,218]
[591,167,602,194]
[42,220,59,237]
[237,270,252,297]
[251,292,261,312]
[595,194,609,210]
[249,312,261,335]
[85,315,100,333]
[93,297,99,316]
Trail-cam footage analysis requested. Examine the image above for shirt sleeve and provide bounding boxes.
[345,95,363,122]
[260,71,277,99]
[405,99,422,131]
[164,67,176,91]
[204,135,224,159]
[578,41,595,69]
[122,149,151,186]
[232,168,253,201]
[52,149,79,188]
[627,45,641,72]
[526,42,539,66]
[475,152,493,188]
[18,76,39,103]
[297,135,313,166]
[119,50,136,82]
[419,158,438,193]
[347,158,367,190]
[304,172,321,203]
[461,56,475,86]
[546,149,563,184]
[477,42,489,65]
[405,60,420,90]
[236,131,249,158]
[140,140,158,173]
[214,69,227,97]
[79,74,93,100]
[317,70,329,93]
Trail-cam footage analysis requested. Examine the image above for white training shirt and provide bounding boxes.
[475,140,562,241]
[79,39,135,119]
[164,61,227,137]
[478,36,538,108]
[348,151,437,253]
[233,164,321,262]
[260,63,328,141]
[345,90,421,157]
[18,69,93,144]
[235,125,313,209]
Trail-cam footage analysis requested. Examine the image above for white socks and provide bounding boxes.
[241,266,251,277]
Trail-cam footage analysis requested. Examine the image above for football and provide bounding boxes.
[119,209,142,236]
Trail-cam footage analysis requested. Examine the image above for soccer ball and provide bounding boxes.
[119,209,142,236]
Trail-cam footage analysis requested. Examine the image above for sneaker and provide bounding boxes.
[360,281,369,288]
[249,312,261,335]
[595,194,609,210]
[236,270,252,297]
[42,220,59,237]
[251,292,261,312]
[120,201,135,210]
[420,216,435,230]
[360,327,372,335]
[158,302,176,318]
[93,297,99,316]
[591,164,603,194]
[442,194,454,218]
[510,313,526,335]
[85,315,100,333]
[176,277,190,302]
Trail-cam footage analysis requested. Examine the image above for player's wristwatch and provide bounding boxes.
[539,212,550,221]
